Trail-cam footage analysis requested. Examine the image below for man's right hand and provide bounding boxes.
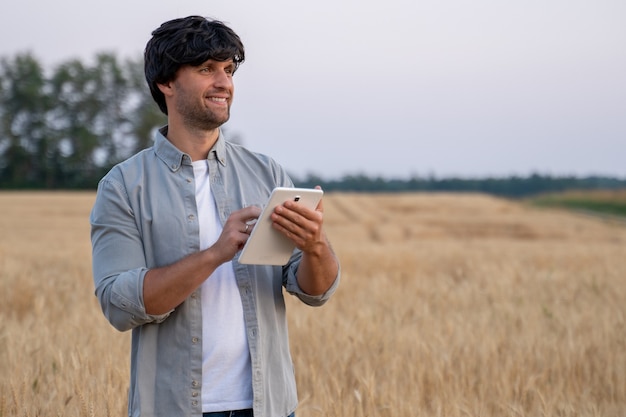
[210,205,262,264]
[143,205,261,315]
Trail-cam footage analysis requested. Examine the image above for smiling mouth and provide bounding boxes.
[207,97,228,103]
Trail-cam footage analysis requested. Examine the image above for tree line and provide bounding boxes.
[294,173,626,198]
[0,52,166,189]
[1,52,624,196]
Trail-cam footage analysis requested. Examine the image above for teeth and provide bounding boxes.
[209,97,226,102]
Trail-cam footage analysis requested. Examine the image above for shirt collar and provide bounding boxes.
[154,125,227,171]
[208,130,227,167]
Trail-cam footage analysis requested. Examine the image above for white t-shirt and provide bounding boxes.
[193,160,253,412]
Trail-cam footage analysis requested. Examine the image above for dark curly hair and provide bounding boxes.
[144,16,245,115]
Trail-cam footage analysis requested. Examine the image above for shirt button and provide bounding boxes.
[188,214,195,221]
[192,337,199,344]
[186,178,192,183]
[192,400,198,407]
[192,391,199,397]
[192,380,199,387]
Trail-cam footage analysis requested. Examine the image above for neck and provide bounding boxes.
[165,120,220,161]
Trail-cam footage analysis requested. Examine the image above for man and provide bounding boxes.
[90,16,340,417]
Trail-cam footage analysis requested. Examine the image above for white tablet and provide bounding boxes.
[238,187,324,265]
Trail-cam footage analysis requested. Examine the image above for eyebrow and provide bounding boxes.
[198,59,235,66]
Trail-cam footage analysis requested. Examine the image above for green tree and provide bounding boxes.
[50,55,105,185]
[0,52,166,189]
[123,56,167,153]
[91,53,131,166]
[0,53,52,187]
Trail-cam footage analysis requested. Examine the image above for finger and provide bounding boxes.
[274,208,321,242]
[314,185,324,212]
[241,205,262,222]
[282,187,324,217]
[281,200,322,222]
[272,220,307,246]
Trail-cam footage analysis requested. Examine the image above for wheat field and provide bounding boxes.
[1,191,625,417]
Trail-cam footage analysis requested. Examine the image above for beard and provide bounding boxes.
[175,87,231,131]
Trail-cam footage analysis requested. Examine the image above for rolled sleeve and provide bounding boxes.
[283,260,341,307]
[95,268,171,331]
[91,178,171,331]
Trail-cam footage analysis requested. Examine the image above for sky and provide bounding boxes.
[1,0,625,179]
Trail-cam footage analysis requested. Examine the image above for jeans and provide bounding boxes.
[202,410,296,417]
[203,410,253,417]
[202,411,295,417]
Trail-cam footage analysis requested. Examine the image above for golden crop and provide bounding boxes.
[1,191,625,416]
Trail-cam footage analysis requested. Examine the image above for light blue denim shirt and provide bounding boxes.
[90,127,340,417]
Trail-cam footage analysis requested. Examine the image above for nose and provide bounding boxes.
[213,68,233,90]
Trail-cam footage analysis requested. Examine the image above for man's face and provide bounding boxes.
[170,59,235,130]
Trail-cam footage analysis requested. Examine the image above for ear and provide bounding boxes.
[157,81,173,97]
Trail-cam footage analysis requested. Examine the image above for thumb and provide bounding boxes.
[314,185,324,212]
